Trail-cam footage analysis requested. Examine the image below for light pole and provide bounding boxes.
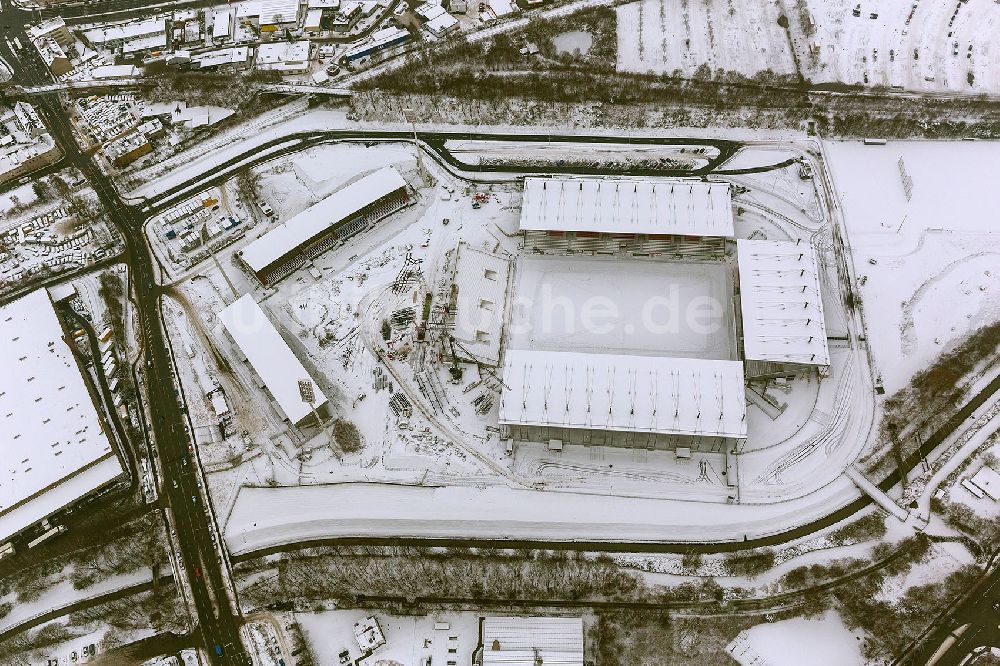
[402,106,428,185]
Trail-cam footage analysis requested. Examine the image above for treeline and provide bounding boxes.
[238,547,645,608]
[870,320,1000,474]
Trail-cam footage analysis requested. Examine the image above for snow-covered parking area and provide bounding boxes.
[615,0,1000,94]
[804,0,1000,93]
[616,0,796,77]
[825,140,1000,394]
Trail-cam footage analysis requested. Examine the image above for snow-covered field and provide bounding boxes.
[507,255,734,359]
[804,0,1000,92]
[826,140,1000,393]
[727,610,864,666]
[616,0,795,77]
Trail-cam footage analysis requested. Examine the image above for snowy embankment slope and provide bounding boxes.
[0,569,153,635]
[825,140,1000,394]
[224,479,861,555]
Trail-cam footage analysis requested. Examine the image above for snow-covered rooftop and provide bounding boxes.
[258,0,302,23]
[482,616,583,666]
[0,289,123,541]
[89,64,140,79]
[255,40,310,69]
[83,17,165,45]
[219,294,327,425]
[452,243,510,366]
[499,349,747,439]
[519,177,734,237]
[737,239,830,366]
[239,166,407,274]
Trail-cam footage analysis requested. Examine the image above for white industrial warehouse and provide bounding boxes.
[219,294,328,427]
[480,616,584,666]
[0,289,123,543]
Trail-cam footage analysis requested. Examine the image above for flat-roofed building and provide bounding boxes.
[304,8,324,30]
[84,17,166,50]
[499,349,747,452]
[520,176,734,258]
[89,64,141,79]
[0,290,124,543]
[218,294,328,427]
[736,238,830,375]
[255,40,311,72]
[257,0,302,29]
[450,243,511,366]
[193,46,252,69]
[213,10,234,41]
[344,25,409,62]
[425,11,459,36]
[238,166,409,286]
[481,616,583,666]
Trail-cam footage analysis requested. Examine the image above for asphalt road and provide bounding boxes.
[0,18,248,665]
[899,563,1000,665]
[139,129,744,218]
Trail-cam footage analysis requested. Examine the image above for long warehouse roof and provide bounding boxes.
[239,166,407,273]
[519,176,734,237]
[0,289,123,541]
[219,294,327,425]
[483,616,584,666]
[499,349,747,439]
[737,239,830,366]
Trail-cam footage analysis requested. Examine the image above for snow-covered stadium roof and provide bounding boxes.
[737,239,830,366]
[483,616,584,666]
[519,177,734,237]
[0,290,123,541]
[219,294,327,425]
[499,349,747,439]
[451,243,510,366]
[240,167,407,274]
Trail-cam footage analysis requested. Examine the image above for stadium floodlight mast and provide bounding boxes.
[401,107,428,185]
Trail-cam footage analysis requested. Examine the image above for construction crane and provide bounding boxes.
[446,335,464,383]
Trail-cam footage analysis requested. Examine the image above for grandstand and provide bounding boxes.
[238,167,410,286]
[519,176,734,258]
[499,350,746,452]
[736,239,830,376]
